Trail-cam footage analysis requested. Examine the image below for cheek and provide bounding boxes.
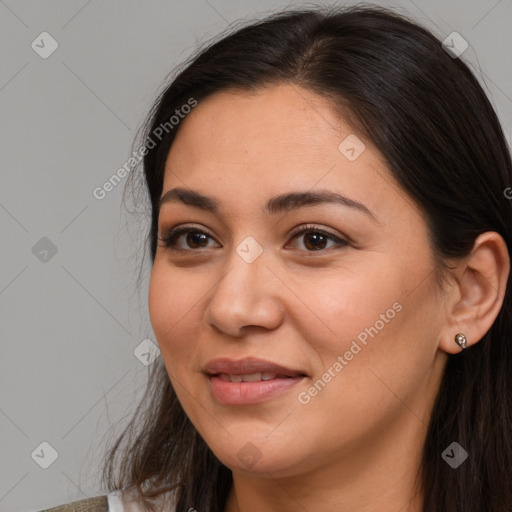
[299,266,441,420]
[148,262,201,363]
[293,264,404,357]
[314,248,436,348]
[294,257,438,401]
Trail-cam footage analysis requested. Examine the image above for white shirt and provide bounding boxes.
[107,490,176,512]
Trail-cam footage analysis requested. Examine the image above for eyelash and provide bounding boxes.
[157,224,349,253]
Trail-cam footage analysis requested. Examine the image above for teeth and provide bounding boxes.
[241,372,262,382]
[217,372,279,382]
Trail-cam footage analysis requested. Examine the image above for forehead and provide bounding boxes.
[161,84,416,225]
[168,84,357,165]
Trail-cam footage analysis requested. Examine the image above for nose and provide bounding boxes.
[204,245,285,337]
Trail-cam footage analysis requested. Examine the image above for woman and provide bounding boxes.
[38,4,512,512]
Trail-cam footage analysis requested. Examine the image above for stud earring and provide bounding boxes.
[454,333,467,350]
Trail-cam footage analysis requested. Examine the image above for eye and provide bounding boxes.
[286,224,349,252]
[158,223,348,253]
[158,225,219,251]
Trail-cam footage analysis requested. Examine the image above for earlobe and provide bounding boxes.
[439,231,510,354]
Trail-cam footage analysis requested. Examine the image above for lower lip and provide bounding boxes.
[208,375,306,405]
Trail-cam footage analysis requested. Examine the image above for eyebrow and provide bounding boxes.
[159,187,376,220]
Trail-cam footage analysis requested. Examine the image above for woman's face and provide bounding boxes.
[148,83,448,477]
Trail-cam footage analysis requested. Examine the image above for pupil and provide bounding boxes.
[305,233,326,250]
[188,232,208,248]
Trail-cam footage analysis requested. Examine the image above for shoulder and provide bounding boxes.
[36,495,109,512]
[36,492,150,512]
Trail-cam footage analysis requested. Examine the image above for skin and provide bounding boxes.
[148,83,509,512]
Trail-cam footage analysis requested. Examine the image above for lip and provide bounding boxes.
[204,357,306,377]
[204,357,307,405]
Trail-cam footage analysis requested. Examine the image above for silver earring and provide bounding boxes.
[454,333,467,350]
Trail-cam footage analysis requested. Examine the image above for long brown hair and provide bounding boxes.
[102,5,512,511]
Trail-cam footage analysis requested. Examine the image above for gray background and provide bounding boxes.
[1,0,511,511]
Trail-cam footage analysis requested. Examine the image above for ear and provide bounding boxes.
[439,231,510,354]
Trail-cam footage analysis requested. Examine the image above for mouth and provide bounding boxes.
[204,356,306,377]
[204,357,307,405]
[215,372,300,382]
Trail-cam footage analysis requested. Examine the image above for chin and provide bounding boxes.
[205,434,306,476]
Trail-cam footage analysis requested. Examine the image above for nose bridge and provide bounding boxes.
[225,236,268,294]
[205,237,284,335]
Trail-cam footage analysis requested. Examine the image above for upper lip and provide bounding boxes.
[204,357,307,377]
